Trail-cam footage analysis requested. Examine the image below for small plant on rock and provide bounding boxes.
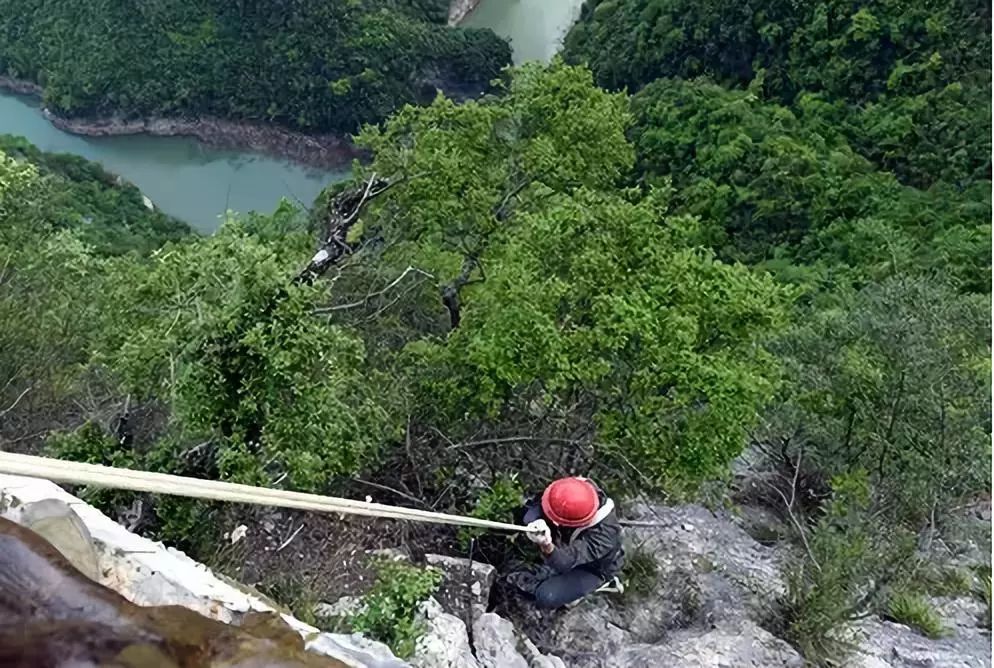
[886,592,946,638]
[349,559,442,658]
[620,543,659,598]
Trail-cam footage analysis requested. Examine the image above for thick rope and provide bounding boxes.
[0,451,533,534]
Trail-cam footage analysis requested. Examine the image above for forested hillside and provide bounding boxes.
[0,0,989,664]
[0,0,510,133]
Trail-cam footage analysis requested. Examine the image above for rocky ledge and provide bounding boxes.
[407,502,991,668]
[1,470,988,667]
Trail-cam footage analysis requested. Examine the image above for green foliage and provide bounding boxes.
[0,0,510,134]
[0,135,192,255]
[564,0,989,105]
[46,421,138,512]
[0,147,110,417]
[628,79,990,289]
[349,560,442,658]
[458,473,523,544]
[620,543,658,599]
[353,62,789,492]
[93,208,398,491]
[916,564,974,598]
[785,472,915,665]
[565,0,991,190]
[766,275,990,525]
[886,592,946,638]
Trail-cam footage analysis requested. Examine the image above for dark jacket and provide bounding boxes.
[524,487,625,580]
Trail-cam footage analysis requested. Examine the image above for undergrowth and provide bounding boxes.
[886,592,946,638]
[349,559,442,658]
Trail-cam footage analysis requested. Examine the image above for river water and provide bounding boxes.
[0,1,580,232]
[464,0,585,63]
[0,93,349,233]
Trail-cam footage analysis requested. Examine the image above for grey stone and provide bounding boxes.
[562,620,803,668]
[852,613,992,668]
[18,498,101,580]
[307,632,409,668]
[412,598,479,668]
[425,554,497,623]
[472,613,528,668]
[315,596,363,620]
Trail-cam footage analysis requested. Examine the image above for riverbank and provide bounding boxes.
[448,0,483,25]
[0,76,363,169]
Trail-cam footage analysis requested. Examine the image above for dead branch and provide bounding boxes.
[763,449,821,571]
[294,173,395,285]
[313,265,434,314]
[0,386,32,419]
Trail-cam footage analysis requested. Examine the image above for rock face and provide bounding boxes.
[512,503,990,668]
[425,553,496,624]
[447,0,483,25]
[412,558,567,668]
[851,597,991,668]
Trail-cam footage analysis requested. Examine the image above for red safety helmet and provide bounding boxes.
[541,477,599,527]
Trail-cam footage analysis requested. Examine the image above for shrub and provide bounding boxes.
[784,472,916,665]
[349,560,442,658]
[458,473,524,545]
[47,421,138,514]
[886,592,946,638]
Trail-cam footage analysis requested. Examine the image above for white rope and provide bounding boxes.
[0,451,532,534]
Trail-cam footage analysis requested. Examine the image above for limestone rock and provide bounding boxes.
[17,498,100,580]
[425,553,496,623]
[472,613,528,668]
[609,620,803,668]
[0,473,408,668]
[852,609,991,668]
[307,633,407,668]
[315,596,364,619]
[412,598,478,668]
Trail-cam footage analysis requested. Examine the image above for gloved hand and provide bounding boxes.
[526,519,552,548]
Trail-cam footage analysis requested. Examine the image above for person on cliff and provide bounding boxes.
[507,477,624,609]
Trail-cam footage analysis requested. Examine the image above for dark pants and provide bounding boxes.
[517,503,605,609]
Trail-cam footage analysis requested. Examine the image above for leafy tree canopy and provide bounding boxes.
[0,0,511,134]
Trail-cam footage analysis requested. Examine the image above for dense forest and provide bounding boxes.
[0,0,990,664]
[0,0,510,133]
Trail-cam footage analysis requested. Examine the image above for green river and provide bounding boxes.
[0,0,581,233]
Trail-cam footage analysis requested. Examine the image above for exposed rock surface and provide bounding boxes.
[507,503,990,668]
[852,608,991,668]
[2,471,988,668]
[448,0,483,25]
[426,553,496,625]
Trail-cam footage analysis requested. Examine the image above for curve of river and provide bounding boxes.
[0,1,581,233]
[0,93,349,234]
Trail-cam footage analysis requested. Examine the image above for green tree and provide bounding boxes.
[763,275,991,524]
[342,63,789,491]
[0,0,511,135]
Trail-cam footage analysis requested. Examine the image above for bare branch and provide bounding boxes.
[313,266,434,314]
[354,478,428,508]
[0,386,32,419]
